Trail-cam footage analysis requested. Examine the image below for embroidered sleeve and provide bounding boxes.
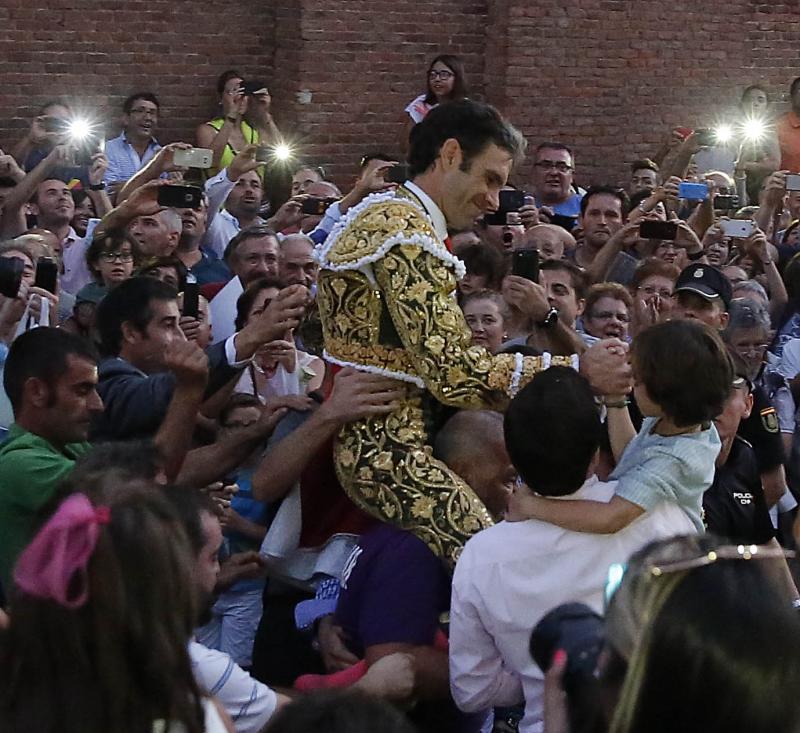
[372,244,574,408]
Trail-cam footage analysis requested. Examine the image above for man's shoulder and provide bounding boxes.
[317,191,437,270]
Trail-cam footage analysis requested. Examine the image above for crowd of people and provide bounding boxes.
[1,55,800,733]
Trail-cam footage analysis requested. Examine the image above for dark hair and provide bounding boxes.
[68,441,161,487]
[71,189,90,209]
[781,219,800,246]
[3,327,98,412]
[584,282,633,317]
[219,393,263,427]
[505,367,602,496]
[85,230,141,282]
[632,320,733,427]
[540,259,589,300]
[135,255,188,291]
[789,77,800,98]
[408,100,526,178]
[216,69,243,97]
[160,486,217,557]
[224,224,279,264]
[609,549,800,733]
[630,257,680,290]
[95,276,177,356]
[424,54,469,105]
[235,275,285,331]
[630,158,659,175]
[535,141,574,159]
[579,185,630,218]
[453,242,506,291]
[264,690,416,733]
[0,483,205,733]
[628,189,656,212]
[122,92,159,114]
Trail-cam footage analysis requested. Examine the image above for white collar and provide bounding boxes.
[404,181,448,240]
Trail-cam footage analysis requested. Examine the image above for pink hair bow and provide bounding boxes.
[14,493,110,609]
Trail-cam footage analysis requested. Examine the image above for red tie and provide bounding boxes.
[444,236,452,252]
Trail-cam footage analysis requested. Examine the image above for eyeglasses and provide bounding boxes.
[534,160,573,173]
[428,70,454,80]
[650,543,794,576]
[590,310,630,323]
[100,251,134,263]
[637,285,673,299]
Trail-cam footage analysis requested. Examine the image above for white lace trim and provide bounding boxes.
[314,191,465,279]
[323,351,426,388]
[571,354,580,371]
[509,352,525,397]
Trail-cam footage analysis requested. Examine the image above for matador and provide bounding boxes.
[316,101,577,565]
[315,105,577,566]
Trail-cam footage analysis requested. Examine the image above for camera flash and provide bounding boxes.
[714,125,733,144]
[742,118,766,142]
[68,118,92,141]
[273,143,293,161]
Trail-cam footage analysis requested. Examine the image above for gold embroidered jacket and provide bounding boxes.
[316,191,575,407]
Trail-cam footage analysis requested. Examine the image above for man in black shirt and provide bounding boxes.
[704,376,775,545]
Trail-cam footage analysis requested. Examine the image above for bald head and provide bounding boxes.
[434,410,514,519]
[518,224,575,261]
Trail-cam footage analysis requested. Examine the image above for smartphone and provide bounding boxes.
[73,136,104,167]
[182,276,199,319]
[241,80,268,96]
[157,185,203,209]
[255,145,271,164]
[485,190,526,226]
[721,219,756,238]
[678,182,709,200]
[639,220,678,240]
[34,256,58,294]
[512,249,539,282]
[302,197,337,215]
[694,128,715,147]
[385,163,409,184]
[543,215,574,234]
[172,148,212,169]
[785,174,800,191]
[713,194,738,210]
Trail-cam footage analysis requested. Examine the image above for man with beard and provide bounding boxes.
[571,185,627,268]
[104,93,162,189]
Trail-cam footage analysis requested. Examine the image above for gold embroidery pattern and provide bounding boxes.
[326,200,438,266]
[334,395,493,567]
[318,198,576,564]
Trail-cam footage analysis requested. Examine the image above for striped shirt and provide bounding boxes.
[189,641,277,733]
[103,132,161,185]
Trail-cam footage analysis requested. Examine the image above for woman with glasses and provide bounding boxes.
[627,258,679,339]
[404,55,468,132]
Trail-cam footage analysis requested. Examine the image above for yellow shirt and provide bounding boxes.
[204,118,260,177]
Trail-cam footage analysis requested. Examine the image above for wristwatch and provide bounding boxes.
[538,307,559,328]
[88,182,106,191]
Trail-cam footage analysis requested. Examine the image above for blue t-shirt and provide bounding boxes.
[610,417,720,532]
[534,191,583,218]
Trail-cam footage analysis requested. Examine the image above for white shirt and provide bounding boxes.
[209,275,244,344]
[203,168,267,259]
[404,180,448,240]
[449,476,695,733]
[60,222,96,296]
[189,641,277,733]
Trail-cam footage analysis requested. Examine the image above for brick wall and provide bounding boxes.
[1,0,798,192]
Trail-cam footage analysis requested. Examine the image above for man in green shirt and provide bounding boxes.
[0,327,102,590]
